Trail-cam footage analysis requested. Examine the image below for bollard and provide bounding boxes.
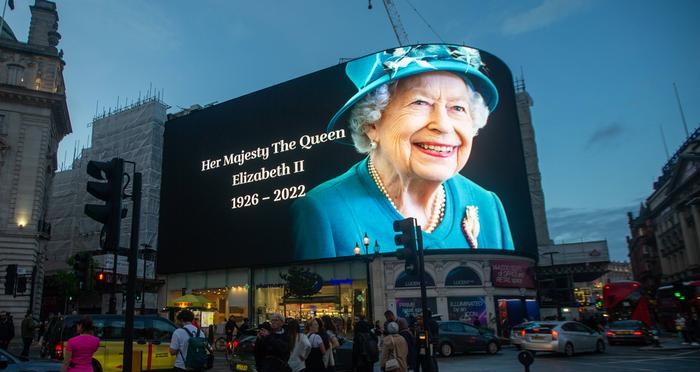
[518,350,534,372]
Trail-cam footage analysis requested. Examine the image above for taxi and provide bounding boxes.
[45,315,178,371]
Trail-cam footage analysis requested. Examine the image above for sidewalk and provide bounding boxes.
[639,334,700,351]
[6,338,43,358]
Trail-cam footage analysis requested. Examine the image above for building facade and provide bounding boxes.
[628,127,700,285]
[44,96,167,314]
[0,0,70,320]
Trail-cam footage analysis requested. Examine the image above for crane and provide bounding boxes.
[369,0,410,46]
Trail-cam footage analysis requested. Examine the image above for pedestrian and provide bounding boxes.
[397,318,416,372]
[305,318,326,372]
[61,317,99,372]
[21,311,35,357]
[287,319,310,372]
[0,312,14,351]
[383,310,397,334]
[169,309,205,372]
[239,318,252,334]
[373,320,383,338]
[38,318,47,343]
[255,313,290,372]
[351,318,378,372]
[675,313,690,344]
[225,315,238,342]
[689,312,699,346]
[321,316,339,372]
[380,322,407,372]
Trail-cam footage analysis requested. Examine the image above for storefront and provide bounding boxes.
[377,252,537,335]
[160,260,369,331]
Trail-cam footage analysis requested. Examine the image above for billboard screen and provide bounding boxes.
[159,44,537,273]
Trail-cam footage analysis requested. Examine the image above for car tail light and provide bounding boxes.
[54,343,64,359]
[232,339,239,349]
[633,331,643,336]
[551,330,558,340]
[520,329,526,337]
[607,331,615,337]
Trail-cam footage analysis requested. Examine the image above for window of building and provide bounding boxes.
[6,64,25,85]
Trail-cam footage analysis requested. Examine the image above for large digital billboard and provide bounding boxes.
[159,44,537,273]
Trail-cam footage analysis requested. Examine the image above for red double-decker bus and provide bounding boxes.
[603,281,651,326]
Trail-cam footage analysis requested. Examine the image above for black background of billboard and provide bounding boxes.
[158,49,537,274]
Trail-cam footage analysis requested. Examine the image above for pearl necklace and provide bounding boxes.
[367,157,446,233]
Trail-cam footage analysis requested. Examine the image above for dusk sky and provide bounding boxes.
[3,0,699,262]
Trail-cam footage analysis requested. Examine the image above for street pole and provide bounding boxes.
[416,228,433,372]
[123,172,142,372]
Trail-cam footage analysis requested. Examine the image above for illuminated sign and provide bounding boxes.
[159,44,537,273]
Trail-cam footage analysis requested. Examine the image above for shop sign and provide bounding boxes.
[283,295,340,304]
[395,297,438,319]
[445,266,482,286]
[395,271,435,288]
[447,296,487,325]
[491,260,534,288]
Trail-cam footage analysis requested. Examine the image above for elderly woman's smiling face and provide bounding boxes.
[367,71,477,183]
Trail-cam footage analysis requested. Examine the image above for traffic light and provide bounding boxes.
[4,264,17,295]
[84,158,126,251]
[393,218,419,274]
[71,252,93,289]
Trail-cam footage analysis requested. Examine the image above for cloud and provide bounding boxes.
[546,202,644,261]
[502,0,588,35]
[585,122,626,149]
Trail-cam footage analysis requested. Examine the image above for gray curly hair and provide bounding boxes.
[348,81,490,154]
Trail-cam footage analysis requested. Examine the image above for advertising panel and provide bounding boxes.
[395,297,438,319]
[447,296,487,325]
[159,44,537,273]
[491,259,535,288]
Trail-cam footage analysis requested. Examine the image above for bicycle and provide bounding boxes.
[214,336,236,361]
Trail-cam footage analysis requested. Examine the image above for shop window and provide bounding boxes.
[395,271,435,288]
[6,64,24,85]
[445,266,482,286]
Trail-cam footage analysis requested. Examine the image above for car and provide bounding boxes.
[43,314,180,372]
[520,321,606,357]
[0,349,62,372]
[436,320,500,357]
[605,320,654,345]
[510,321,537,350]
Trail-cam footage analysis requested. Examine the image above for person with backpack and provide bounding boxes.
[321,316,339,372]
[351,319,378,372]
[305,318,327,372]
[170,310,209,372]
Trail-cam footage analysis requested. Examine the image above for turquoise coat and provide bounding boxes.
[291,157,514,260]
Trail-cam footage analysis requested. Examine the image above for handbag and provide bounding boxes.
[384,336,400,371]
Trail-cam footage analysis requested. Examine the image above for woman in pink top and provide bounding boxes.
[62,317,100,372]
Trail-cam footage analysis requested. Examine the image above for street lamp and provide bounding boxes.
[356,233,381,321]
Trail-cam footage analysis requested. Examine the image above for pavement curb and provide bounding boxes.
[638,345,700,351]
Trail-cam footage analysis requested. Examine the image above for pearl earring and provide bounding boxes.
[370,141,377,150]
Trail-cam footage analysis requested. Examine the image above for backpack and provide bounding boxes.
[360,332,379,363]
[180,327,210,370]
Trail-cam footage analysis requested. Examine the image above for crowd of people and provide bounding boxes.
[226,309,440,372]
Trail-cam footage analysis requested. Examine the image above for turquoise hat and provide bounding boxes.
[326,44,499,132]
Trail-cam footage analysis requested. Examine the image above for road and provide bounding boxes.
[211,344,700,372]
